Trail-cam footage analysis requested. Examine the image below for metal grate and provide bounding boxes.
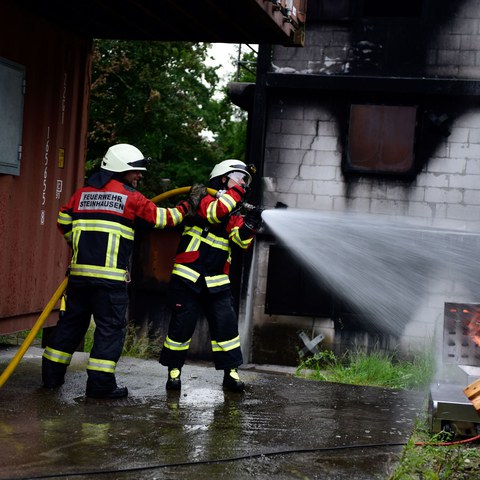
[443,303,480,366]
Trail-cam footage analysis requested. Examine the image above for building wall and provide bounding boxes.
[248,0,480,365]
[0,1,92,333]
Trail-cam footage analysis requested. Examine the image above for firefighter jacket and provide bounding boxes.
[172,185,255,293]
[57,178,189,284]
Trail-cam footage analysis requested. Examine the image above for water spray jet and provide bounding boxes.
[261,208,480,337]
[261,207,480,436]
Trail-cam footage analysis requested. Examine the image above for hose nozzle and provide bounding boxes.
[243,202,257,211]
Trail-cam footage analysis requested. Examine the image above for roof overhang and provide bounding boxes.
[18,0,306,46]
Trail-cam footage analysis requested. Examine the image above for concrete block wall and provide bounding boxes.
[255,95,480,359]
[272,25,352,75]
[263,98,480,227]
[426,5,480,78]
[273,2,480,78]
[248,0,480,363]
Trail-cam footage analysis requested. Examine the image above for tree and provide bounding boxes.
[87,40,257,198]
[88,40,226,197]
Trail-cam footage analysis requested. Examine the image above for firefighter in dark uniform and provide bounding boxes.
[159,159,263,392]
[42,143,205,399]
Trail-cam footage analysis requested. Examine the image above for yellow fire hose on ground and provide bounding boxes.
[0,186,217,388]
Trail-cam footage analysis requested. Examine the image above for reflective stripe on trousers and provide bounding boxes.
[163,335,191,351]
[159,277,243,370]
[43,347,72,365]
[211,335,241,352]
[87,357,117,374]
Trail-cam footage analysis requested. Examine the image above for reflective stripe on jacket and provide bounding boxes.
[172,188,255,293]
[58,178,188,283]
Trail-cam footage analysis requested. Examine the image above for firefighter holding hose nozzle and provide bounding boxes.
[159,159,263,392]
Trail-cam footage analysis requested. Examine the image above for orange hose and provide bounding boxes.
[415,433,480,446]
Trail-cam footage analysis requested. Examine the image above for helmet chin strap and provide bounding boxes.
[109,172,134,188]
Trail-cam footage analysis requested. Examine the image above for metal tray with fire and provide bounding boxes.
[429,303,480,437]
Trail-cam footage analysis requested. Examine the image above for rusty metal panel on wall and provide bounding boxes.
[0,1,92,333]
[345,104,417,175]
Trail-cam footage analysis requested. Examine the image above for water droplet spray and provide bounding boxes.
[262,208,480,338]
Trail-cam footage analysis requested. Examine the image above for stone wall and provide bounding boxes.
[247,0,480,365]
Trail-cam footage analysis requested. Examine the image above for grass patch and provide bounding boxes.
[389,415,480,479]
[84,321,161,359]
[0,330,43,347]
[1,321,162,359]
[296,347,435,390]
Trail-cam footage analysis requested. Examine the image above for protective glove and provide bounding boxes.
[186,184,207,215]
[244,206,263,231]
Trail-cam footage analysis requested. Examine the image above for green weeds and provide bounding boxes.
[296,347,435,390]
[1,321,162,359]
[84,321,161,359]
[389,417,480,479]
[0,330,42,346]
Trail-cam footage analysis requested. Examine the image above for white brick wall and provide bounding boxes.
[259,93,480,353]
[248,0,480,362]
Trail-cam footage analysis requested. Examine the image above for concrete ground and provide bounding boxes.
[0,345,426,480]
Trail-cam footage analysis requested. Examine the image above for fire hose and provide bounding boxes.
[0,185,220,389]
[414,434,480,446]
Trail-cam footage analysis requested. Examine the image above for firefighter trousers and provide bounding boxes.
[159,277,243,370]
[42,280,128,394]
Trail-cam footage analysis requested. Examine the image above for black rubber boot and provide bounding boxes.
[42,360,66,389]
[223,368,245,392]
[166,368,181,391]
[86,386,128,399]
[43,378,65,389]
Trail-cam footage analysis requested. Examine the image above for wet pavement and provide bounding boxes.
[0,346,426,480]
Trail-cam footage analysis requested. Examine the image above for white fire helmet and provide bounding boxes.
[101,144,148,173]
[209,159,252,186]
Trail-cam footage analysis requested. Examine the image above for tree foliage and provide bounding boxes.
[87,40,245,198]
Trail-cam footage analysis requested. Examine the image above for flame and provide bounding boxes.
[467,311,480,347]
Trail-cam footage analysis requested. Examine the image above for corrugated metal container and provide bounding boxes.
[0,2,92,333]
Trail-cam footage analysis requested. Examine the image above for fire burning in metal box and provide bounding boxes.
[429,303,480,437]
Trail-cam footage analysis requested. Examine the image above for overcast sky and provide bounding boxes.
[206,43,238,86]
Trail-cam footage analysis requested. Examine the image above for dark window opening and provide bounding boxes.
[344,104,418,176]
[265,244,387,332]
[363,0,423,18]
[265,245,335,317]
[0,57,24,176]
